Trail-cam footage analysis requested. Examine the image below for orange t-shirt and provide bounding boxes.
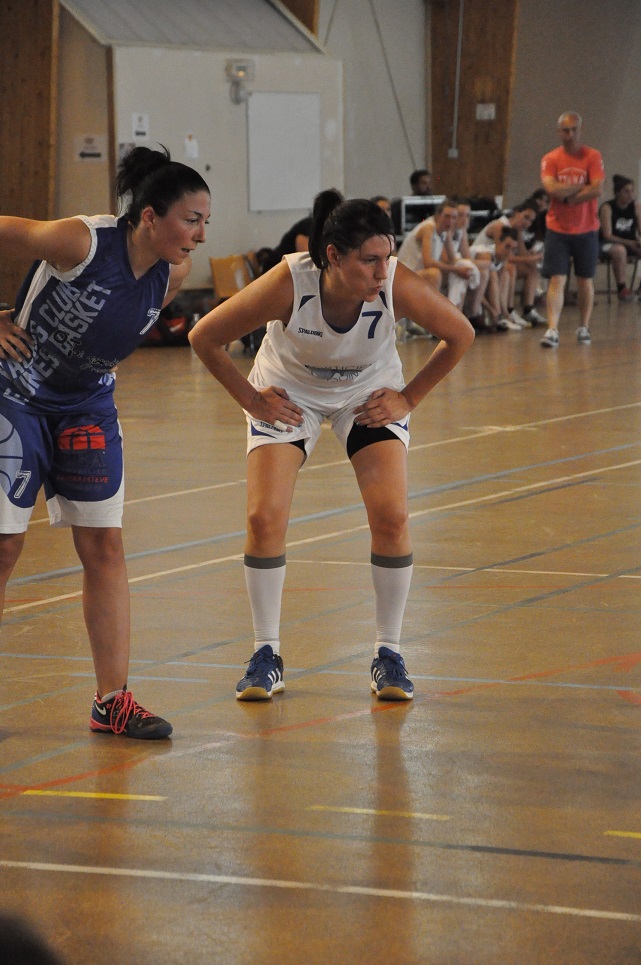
[541,145,605,234]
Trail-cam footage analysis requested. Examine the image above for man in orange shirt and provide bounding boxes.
[539,112,605,347]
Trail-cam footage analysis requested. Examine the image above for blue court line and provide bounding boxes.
[1,638,638,773]
[454,355,641,400]
[0,742,91,775]
[435,517,641,583]
[3,555,641,710]
[3,807,641,870]
[10,440,641,588]
[409,439,641,501]
[2,650,638,693]
[65,670,640,693]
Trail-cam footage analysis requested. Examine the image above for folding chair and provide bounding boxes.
[209,254,253,306]
[209,254,264,354]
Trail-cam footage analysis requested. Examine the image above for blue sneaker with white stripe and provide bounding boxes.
[236,644,285,700]
[371,647,414,700]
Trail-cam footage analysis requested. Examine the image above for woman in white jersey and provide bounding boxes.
[190,189,474,701]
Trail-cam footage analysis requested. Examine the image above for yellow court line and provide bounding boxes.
[604,830,641,839]
[22,790,165,801]
[307,805,450,821]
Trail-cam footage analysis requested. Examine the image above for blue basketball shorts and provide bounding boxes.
[0,401,125,533]
[542,229,600,279]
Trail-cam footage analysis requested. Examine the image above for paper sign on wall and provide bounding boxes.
[475,103,496,121]
[132,113,149,141]
[74,135,106,162]
[184,134,199,159]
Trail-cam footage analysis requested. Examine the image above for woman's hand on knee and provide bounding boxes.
[353,388,411,428]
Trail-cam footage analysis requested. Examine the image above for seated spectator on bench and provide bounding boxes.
[481,227,520,331]
[453,199,492,330]
[599,174,641,301]
[261,216,313,273]
[522,189,549,304]
[470,199,546,327]
[397,198,481,308]
[395,198,482,339]
[529,188,550,246]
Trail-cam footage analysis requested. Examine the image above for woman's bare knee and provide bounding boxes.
[246,507,288,551]
[368,505,409,545]
[0,533,25,578]
[72,527,125,571]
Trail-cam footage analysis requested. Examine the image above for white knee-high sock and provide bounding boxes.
[244,554,286,654]
[371,552,414,655]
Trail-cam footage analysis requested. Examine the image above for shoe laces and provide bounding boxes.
[108,687,154,734]
[379,651,408,680]
[245,648,277,676]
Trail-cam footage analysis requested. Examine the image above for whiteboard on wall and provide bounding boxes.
[247,92,321,212]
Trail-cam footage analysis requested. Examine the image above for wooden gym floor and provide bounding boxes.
[1,293,641,964]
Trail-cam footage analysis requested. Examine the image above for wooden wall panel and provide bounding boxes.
[430,0,518,200]
[0,0,59,302]
[279,0,319,36]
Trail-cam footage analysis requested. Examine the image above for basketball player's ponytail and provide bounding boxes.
[308,189,344,269]
[308,189,395,270]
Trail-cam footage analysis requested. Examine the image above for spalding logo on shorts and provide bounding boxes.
[0,414,23,495]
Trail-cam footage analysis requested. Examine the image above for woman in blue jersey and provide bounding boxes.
[190,189,473,702]
[0,146,210,738]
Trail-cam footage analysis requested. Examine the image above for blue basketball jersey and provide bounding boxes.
[0,215,170,413]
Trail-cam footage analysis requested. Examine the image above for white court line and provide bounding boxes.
[26,400,641,524]
[1,859,639,922]
[8,456,641,614]
[288,559,616,579]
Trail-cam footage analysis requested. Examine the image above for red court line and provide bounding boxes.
[616,690,641,706]
[2,649,640,800]
[430,650,641,699]
[0,758,150,800]
[0,703,405,801]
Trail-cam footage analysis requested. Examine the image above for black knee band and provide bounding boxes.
[371,552,414,568]
[244,554,286,569]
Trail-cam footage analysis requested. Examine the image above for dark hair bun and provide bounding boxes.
[613,174,633,195]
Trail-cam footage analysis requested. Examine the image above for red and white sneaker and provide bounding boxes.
[618,287,635,302]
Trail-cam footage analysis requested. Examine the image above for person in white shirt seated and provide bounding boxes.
[452,200,492,330]
[397,199,482,335]
[478,226,521,331]
[470,199,546,327]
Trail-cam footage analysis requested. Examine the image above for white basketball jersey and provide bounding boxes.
[251,252,404,410]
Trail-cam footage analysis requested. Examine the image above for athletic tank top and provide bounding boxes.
[472,214,509,249]
[251,252,404,409]
[602,198,638,241]
[397,217,448,270]
[0,215,170,413]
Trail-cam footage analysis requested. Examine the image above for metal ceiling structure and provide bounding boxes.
[59,0,324,52]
